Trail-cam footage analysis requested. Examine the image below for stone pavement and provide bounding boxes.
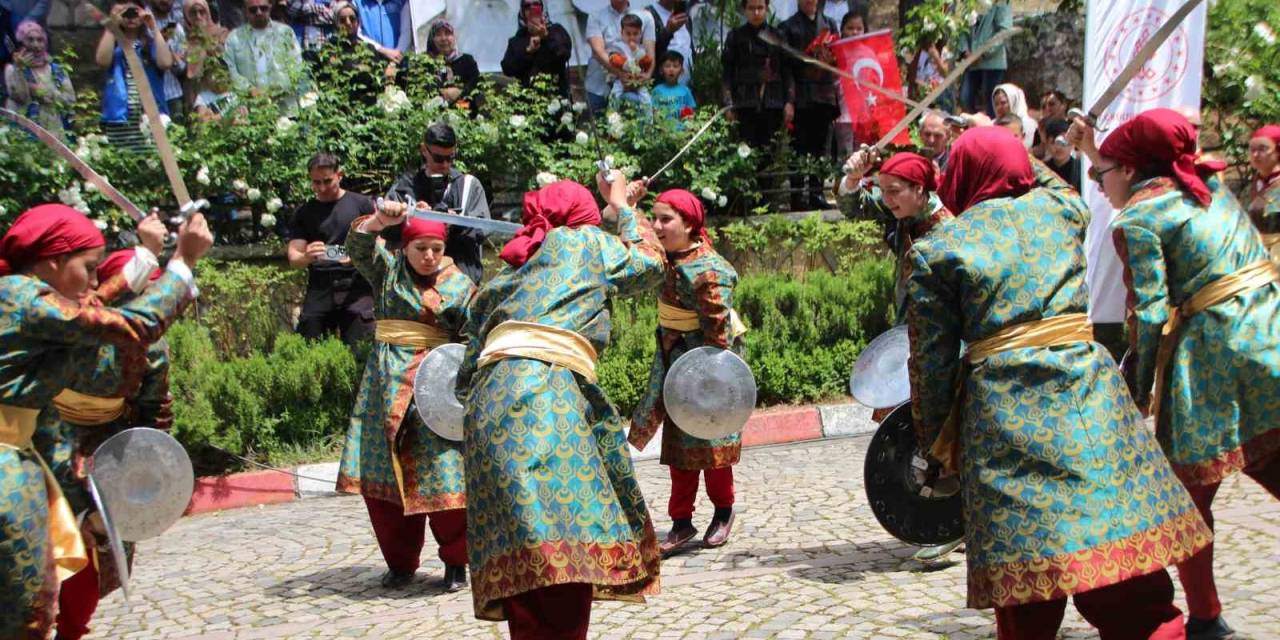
[95,436,1280,639]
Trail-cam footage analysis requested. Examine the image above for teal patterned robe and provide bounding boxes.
[628,243,744,469]
[335,220,475,514]
[906,181,1210,609]
[456,206,665,621]
[0,270,190,639]
[1244,172,1280,235]
[1113,177,1280,487]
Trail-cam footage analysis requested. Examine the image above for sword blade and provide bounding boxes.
[0,107,147,221]
[87,473,131,601]
[410,209,523,236]
[1086,0,1206,122]
[646,106,731,186]
[757,31,925,110]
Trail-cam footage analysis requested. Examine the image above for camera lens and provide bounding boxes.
[122,7,139,18]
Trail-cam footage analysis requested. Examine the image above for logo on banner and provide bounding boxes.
[1102,7,1189,104]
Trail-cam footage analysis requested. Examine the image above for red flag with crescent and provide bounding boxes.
[829,30,911,147]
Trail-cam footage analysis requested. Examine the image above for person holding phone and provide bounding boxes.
[500,0,572,98]
[94,0,174,149]
[646,0,693,86]
[3,20,76,141]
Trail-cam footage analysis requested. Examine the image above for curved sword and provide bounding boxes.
[644,106,731,187]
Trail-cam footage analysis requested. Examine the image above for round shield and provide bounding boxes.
[413,343,467,442]
[849,325,911,409]
[663,347,757,440]
[863,403,965,546]
[91,428,194,542]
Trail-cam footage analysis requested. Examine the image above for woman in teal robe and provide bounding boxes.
[456,175,664,638]
[1243,124,1280,257]
[335,212,475,591]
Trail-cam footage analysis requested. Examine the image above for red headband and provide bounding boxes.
[938,127,1035,214]
[1252,125,1280,148]
[499,180,601,268]
[1098,108,1226,207]
[880,153,937,192]
[0,204,105,276]
[654,189,710,245]
[402,217,448,244]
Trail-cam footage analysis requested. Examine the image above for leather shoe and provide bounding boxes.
[441,565,467,592]
[702,511,735,548]
[1186,616,1235,640]
[380,569,415,589]
[659,523,698,557]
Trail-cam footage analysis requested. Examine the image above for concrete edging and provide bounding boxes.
[183,400,878,515]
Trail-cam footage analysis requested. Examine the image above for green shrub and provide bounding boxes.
[192,259,306,358]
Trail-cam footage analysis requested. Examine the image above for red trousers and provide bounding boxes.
[502,583,593,640]
[668,466,734,520]
[363,496,467,571]
[1176,453,1280,619]
[994,569,1184,640]
[54,558,100,640]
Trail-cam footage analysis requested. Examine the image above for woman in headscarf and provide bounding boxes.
[306,1,394,106]
[991,82,1036,149]
[1072,109,1280,640]
[1243,124,1280,256]
[628,187,746,558]
[908,126,1209,639]
[456,171,664,639]
[3,20,76,140]
[0,206,210,638]
[426,19,480,112]
[334,207,475,592]
[500,0,572,98]
[172,0,232,118]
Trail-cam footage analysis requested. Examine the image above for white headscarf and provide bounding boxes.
[993,83,1037,149]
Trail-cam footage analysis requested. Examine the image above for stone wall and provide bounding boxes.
[1006,10,1085,106]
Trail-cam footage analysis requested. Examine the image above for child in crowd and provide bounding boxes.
[652,50,695,124]
[833,9,866,158]
[608,13,653,108]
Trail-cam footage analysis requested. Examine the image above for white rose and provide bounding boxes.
[717,195,728,207]
[84,181,99,192]
[259,213,277,228]
[547,101,561,114]
[701,187,716,200]
[196,166,211,185]
[93,219,108,230]
[922,18,936,32]
[510,114,528,127]
[575,131,590,145]
[606,111,622,126]
[299,91,319,109]
[246,187,262,201]
[572,101,586,113]
[276,116,296,132]
[605,154,615,166]
[1254,22,1276,45]
[232,179,248,191]
[608,122,625,138]
[737,144,752,159]
[159,114,172,129]
[560,111,574,127]
[1245,75,1263,101]
[427,95,447,110]
[266,197,283,213]
[535,171,558,187]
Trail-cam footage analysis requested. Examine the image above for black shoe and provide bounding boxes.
[1186,616,1235,640]
[380,569,415,589]
[441,564,467,592]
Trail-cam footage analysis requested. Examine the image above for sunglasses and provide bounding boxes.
[1088,165,1117,185]
[429,152,456,163]
[246,5,271,13]
[337,14,357,23]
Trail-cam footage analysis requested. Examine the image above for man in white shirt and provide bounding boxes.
[585,0,655,114]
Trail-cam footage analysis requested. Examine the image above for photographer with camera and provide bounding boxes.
[286,152,376,348]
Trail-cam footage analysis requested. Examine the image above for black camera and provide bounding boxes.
[121,7,140,19]
[323,244,348,262]
[673,0,688,14]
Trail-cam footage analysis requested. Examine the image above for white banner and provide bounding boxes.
[1082,0,1206,323]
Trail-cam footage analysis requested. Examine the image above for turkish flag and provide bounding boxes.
[829,30,911,147]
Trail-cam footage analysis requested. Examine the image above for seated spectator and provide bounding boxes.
[991,82,1035,149]
[1040,117,1081,191]
[652,50,694,124]
[3,20,75,140]
[355,0,408,59]
[223,0,308,103]
[607,13,652,109]
[426,20,479,112]
[585,0,655,115]
[833,8,866,159]
[287,0,336,51]
[95,0,173,149]
[307,1,393,106]
[174,0,233,118]
[150,0,186,119]
[500,0,572,98]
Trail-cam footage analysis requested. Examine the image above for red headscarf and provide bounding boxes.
[938,127,1035,214]
[499,180,602,268]
[1251,124,1280,148]
[1098,108,1227,207]
[880,153,938,192]
[0,204,105,276]
[402,218,447,244]
[96,248,163,284]
[654,189,709,245]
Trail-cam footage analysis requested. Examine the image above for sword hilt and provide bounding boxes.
[1067,108,1108,133]
[597,159,616,184]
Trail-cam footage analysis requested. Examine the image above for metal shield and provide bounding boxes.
[413,343,467,442]
[849,325,911,409]
[91,428,194,542]
[863,403,965,546]
[663,347,757,440]
[86,473,130,600]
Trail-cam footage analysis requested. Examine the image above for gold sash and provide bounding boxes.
[0,404,88,581]
[477,321,599,383]
[1150,259,1280,427]
[375,320,451,350]
[1262,233,1280,262]
[930,313,1094,472]
[656,301,748,339]
[53,389,127,426]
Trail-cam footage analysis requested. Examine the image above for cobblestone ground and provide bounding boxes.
[95,436,1280,639]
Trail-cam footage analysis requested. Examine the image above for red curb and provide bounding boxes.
[185,469,296,515]
[741,405,824,447]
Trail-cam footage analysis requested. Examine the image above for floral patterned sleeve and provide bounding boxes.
[693,270,735,349]
[22,270,190,348]
[344,216,393,291]
[1112,222,1169,408]
[602,206,666,298]
[905,245,964,449]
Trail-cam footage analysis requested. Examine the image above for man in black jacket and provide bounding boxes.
[385,122,491,284]
[500,0,572,98]
[779,0,839,210]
